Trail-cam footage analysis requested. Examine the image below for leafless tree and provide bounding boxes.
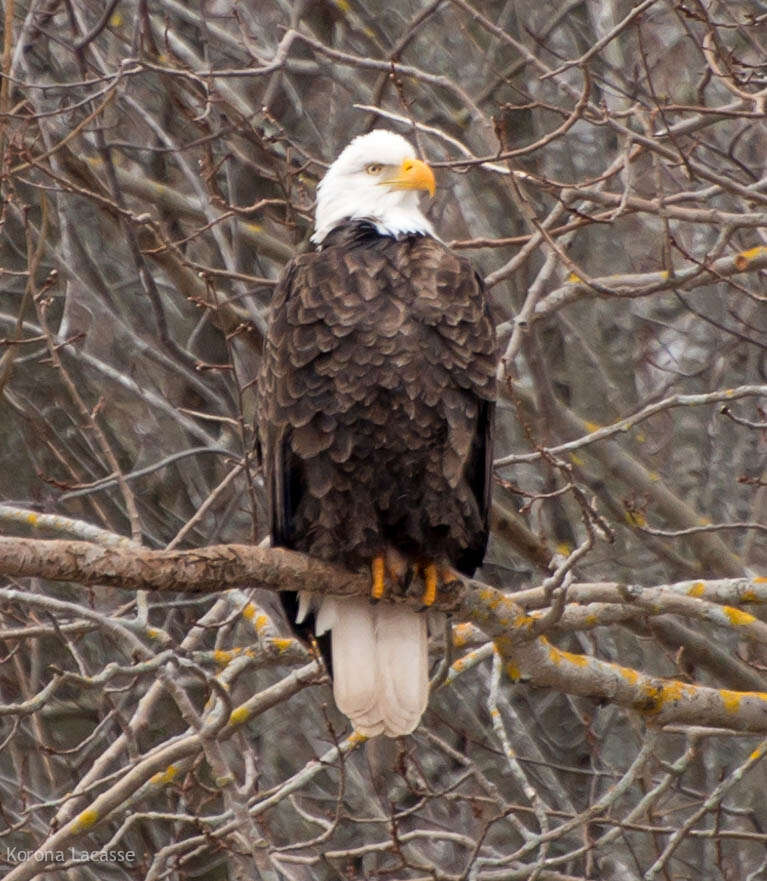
[1,1,766,879]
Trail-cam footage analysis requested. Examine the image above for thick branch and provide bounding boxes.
[0,537,368,597]
[3,537,767,733]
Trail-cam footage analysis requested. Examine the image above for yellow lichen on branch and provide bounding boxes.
[734,245,767,271]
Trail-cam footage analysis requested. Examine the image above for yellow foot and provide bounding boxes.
[422,563,438,607]
[419,562,461,607]
[370,556,386,600]
[371,552,461,606]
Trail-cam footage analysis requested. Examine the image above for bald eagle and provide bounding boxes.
[257,130,497,736]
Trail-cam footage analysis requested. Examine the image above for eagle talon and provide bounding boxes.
[370,556,386,602]
[420,563,438,608]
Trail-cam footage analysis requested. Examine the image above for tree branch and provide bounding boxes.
[3,537,767,733]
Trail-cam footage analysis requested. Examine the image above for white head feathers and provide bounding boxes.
[312,130,436,245]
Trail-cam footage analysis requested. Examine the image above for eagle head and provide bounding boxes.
[312,129,436,245]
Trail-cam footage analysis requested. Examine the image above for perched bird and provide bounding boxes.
[257,129,497,736]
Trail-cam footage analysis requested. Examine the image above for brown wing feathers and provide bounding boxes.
[259,224,495,570]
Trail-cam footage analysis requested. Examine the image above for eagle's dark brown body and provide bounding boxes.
[257,221,498,579]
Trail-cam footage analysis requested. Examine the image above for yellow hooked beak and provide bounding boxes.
[384,157,436,197]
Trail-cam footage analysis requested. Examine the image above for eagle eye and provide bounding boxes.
[365,163,383,175]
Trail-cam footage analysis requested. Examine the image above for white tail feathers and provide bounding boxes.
[313,596,429,737]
